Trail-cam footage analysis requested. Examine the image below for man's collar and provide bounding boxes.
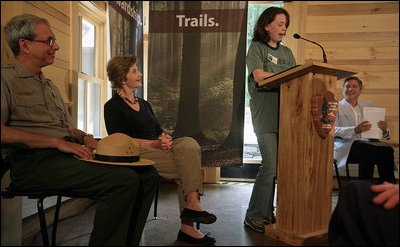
[12,59,45,81]
[344,98,358,108]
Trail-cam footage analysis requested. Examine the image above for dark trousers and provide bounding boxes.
[347,141,395,183]
[9,148,158,246]
[329,180,399,246]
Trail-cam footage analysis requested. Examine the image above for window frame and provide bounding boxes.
[71,1,108,138]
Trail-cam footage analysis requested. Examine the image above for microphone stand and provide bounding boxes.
[294,34,327,63]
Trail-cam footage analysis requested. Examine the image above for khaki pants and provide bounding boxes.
[140,137,203,213]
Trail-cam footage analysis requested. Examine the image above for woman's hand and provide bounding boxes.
[158,133,173,152]
[371,182,399,210]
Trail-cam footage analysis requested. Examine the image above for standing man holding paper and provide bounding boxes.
[334,76,395,183]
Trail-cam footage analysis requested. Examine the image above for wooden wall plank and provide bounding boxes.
[328,59,398,65]
[308,2,398,16]
[306,32,399,42]
[42,66,70,103]
[336,89,400,95]
[307,14,399,33]
[344,64,399,72]
[307,1,395,6]
[335,65,398,72]
[305,40,398,48]
[359,95,399,109]
[24,2,70,36]
[306,47,399,60]
[43,1,70,16]
[27,1,69,25]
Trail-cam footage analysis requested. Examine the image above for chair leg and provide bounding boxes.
[51,195,62,246]
[153,176,160,219]
[345,162,350,182]
[37,196,50,246]
[334,160,342,191]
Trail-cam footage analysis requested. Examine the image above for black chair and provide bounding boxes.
[1,143,66,246]
[333,159,350,191]
[334,158,397,191]
[152,176,200,230]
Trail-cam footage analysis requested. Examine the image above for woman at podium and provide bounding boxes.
[244,6,297,233]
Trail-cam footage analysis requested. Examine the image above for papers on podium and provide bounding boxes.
[361,107,386,140]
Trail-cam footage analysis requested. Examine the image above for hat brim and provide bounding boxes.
[76,156,155,166]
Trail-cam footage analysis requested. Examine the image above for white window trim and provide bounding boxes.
[71,1,108,138]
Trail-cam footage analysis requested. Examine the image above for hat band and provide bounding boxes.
[94,154,140,163]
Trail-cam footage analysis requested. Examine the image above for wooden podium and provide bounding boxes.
[258,60,357,245]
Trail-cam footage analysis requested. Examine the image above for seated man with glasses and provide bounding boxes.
[334,76,396,184]
[1,13,158,245]
[24,37,56,46]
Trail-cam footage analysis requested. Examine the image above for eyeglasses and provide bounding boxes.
[25,37,56,47]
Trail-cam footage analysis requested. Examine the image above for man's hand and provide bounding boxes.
[158,133,173,153]
[371,182,399,210]
[83,136,98,153]
[377,120,388,133]
[55,139,93,160]
[354,121,372,134]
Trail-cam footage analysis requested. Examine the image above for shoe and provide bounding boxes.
[180,208,217,224]
[264,215,276,225]
[243,217,265,233]
[177,230,216,245]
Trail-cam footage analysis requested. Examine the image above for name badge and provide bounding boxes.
[267,53,278,64]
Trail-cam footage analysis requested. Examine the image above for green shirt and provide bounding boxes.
[246,41,296,133]
[1,59,75,140]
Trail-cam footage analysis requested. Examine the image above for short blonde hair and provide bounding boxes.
[106,55,137,89]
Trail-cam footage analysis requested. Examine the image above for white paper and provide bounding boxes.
[361,107,386,140]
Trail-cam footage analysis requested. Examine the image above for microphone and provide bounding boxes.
[293,33,327,63]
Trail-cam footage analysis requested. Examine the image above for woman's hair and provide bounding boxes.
[5,14,50,55]
[107,55,138,89]
[343,76,363,89]
[252,7,290,44]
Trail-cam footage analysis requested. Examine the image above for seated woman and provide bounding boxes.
[104,55,217,245]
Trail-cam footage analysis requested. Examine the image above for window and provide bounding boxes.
[72,2,107,138]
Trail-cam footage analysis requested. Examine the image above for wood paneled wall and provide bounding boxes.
[286,1,399,143]
[1,1,72,106]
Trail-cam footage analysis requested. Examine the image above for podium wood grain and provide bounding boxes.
[260,61,356,245]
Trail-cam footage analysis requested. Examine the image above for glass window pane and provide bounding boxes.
[87,82,101,137]
[77,78,86,131]
[81,18,96,76]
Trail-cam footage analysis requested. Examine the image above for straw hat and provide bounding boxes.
[78,133,155,166]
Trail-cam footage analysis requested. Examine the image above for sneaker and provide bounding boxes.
[264,215,276,225]
[244,217,265,233]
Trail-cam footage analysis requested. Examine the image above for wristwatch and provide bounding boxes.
[82,133,94,143]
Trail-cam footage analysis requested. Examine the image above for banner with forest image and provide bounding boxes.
[148,1,247,167]
[108,1,143,98]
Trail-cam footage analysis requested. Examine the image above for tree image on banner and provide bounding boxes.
[148,1,247,167]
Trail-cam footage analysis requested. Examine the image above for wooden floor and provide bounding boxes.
[21,182,340,246]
